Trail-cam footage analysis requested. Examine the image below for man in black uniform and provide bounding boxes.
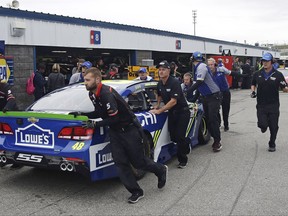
[0,80,18,168]
[0,81,18,112]
[251,52,288,152]
[79,67,168,204]
[150,61,190,168]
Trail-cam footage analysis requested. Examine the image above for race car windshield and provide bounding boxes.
[29,85,94,112]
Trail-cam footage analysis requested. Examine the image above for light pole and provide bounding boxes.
[192,10,197,36]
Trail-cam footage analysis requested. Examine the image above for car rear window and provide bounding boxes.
[29,86,94,112]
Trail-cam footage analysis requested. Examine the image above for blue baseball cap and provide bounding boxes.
[261,53,273,61]
[81,61,92,68]
[139,68,147,73]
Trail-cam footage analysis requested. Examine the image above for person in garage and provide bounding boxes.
[150,60,190,169]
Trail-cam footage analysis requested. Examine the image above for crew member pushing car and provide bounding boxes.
[76,67,168,204]
[0,81,18,112]
[150,61,190,169]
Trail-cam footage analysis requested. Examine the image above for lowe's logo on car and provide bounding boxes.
[15,123,54,149]
[89,142,114,171]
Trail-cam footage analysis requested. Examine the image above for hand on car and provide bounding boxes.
[68,111,82,117]
[82,120,96,129]
[149,108,161,115]
[2,107,8,113]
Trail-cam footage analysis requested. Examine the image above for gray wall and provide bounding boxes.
[6,45,34,110]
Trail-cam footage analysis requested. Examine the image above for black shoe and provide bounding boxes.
[224,126,229,132]
[177,162,187,169]
[261,128,267,133]
[158,165,168,189]
[213,142,222,152]
[128,191,144,204]
[268,147,276,152]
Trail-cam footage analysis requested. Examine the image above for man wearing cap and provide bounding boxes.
[150,60,190,168]
[69,61,92,84]
[187,51,222,152]
[251,52,288,152]
[135,68,153,81]
[107,63,121,80]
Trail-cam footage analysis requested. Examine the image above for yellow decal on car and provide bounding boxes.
[153,129,161,147]
[72,142,85,150]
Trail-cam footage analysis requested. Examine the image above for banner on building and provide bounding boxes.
[90,30,101,45]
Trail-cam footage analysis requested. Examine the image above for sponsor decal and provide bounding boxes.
[89,142,114,171]
[15,123,54,149]
[27,117,39,123]
[16,153,43,163]
[136,112,157,127]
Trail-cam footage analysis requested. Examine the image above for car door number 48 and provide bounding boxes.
[72,142,85,150]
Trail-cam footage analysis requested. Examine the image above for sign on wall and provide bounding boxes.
[90,30,101,45]
[0,56,14,85]
[175,40,181,50]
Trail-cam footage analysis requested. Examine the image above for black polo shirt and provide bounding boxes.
[251,68,287,106]
[157,76,189,112]
[88,83,135,130]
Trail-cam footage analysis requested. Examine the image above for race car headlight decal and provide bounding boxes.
[58,126,94,140]
[0,123,13,135]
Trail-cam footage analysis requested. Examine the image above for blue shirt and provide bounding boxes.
[212,70,230,92]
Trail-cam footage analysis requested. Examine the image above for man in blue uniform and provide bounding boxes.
[208,58,231,132]
[251,52,288,152]
[150,61,190,168]
[79,67,168,204]
[187,52,222,152]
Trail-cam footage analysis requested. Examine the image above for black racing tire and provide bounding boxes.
[198,116,211,145]
[131,132,153,180]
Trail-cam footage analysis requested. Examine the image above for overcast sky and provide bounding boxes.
[1,0,288,45]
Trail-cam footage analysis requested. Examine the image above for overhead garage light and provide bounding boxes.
[52,50,67,53]
[101,52,110,55]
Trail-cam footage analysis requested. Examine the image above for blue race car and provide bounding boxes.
[0,80,210,181]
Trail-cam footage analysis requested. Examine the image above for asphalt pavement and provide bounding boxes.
[1,89,288,216]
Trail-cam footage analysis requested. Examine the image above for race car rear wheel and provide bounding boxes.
[198,116,211,145]
[131,132,152,180]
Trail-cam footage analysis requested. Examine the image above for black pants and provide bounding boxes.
[218,90,231,128]
[241,77,251,89]
[232,73,239,89]
[257,104,280,147]
[168,109,190,164]
[109,125,164,195]
[202,93,221,142]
